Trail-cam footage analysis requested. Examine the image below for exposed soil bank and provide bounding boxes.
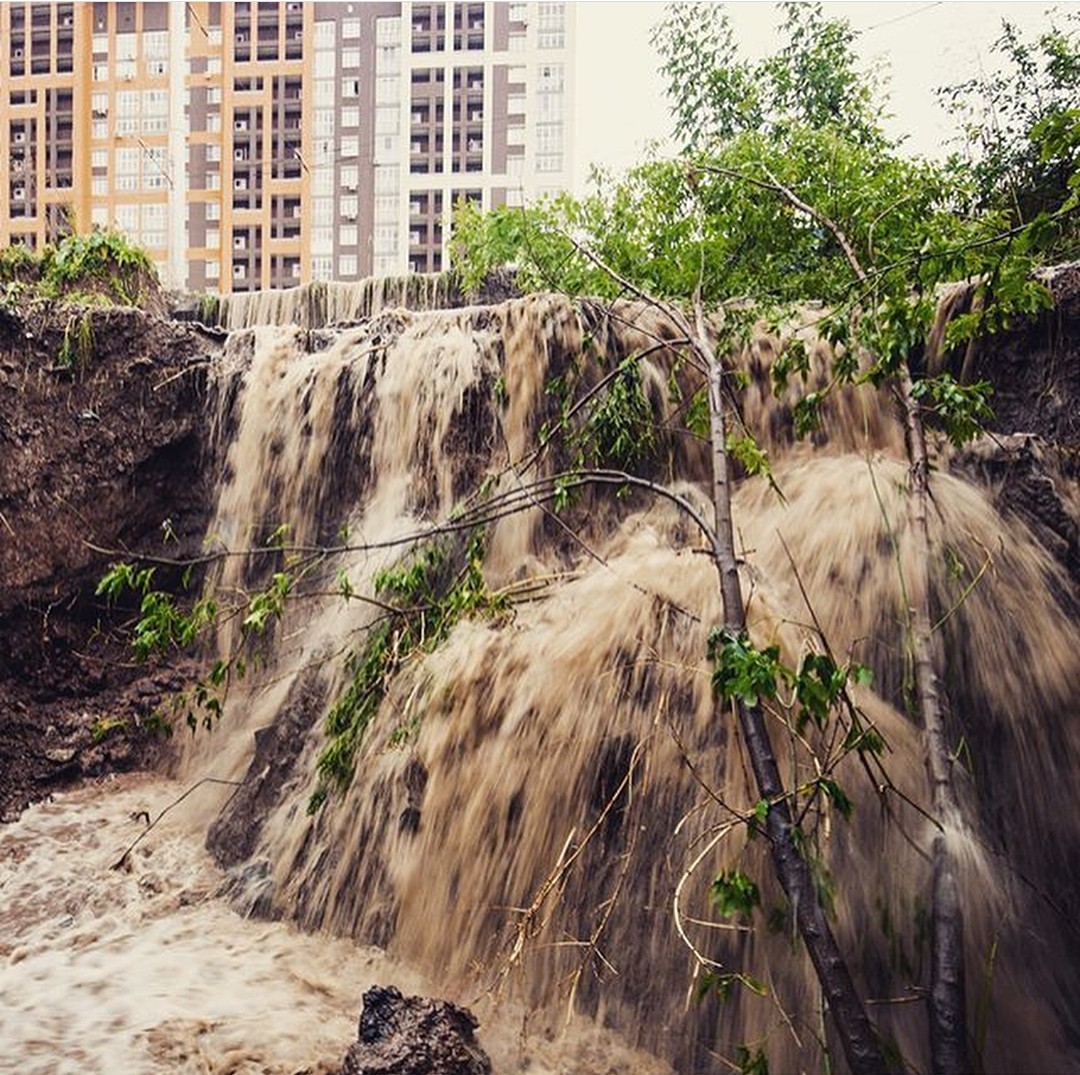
[0,303,219,820]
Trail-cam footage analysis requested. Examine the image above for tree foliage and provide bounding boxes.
[651,1,883,151]
[939,8,1080,243]
[0,229,156,309]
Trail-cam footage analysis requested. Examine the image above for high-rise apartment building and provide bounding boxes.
[0,1,575,293]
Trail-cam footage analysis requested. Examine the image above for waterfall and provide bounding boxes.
[215,273,461,331]
[164,292,1080,1073]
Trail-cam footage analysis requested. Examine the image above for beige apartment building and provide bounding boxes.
[0,1,575,293]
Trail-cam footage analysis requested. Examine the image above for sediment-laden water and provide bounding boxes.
[6,287,1079,1072]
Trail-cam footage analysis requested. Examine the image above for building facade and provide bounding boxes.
[0,1,575,292]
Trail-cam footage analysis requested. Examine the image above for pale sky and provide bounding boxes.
[572,1,1077,191]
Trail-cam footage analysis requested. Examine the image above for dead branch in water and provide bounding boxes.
[111,775,245,870]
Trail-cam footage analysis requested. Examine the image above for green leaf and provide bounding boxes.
[711,868,761,917]
[735,1044,770,1075]
[816,777,855,820]
[708,629,783,707]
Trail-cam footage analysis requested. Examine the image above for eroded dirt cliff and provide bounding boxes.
[0,303,220,819]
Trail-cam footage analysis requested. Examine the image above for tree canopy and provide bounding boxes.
[452,2,1077,334]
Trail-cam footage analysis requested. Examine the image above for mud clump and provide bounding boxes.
[340,986,492,1075]
[0,301,219,820]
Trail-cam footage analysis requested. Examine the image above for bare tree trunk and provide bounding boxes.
[701,317,888,1075]
[899,369,971,1075]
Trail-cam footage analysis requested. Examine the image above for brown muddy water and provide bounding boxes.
[5,287,1080,1073]
[0,773,672,1074]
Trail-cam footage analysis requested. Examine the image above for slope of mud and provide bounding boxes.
[0,303,219,819]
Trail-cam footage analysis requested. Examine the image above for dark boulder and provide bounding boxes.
[340,985,492,1075]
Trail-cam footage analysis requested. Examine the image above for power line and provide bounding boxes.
[864,1,941,33]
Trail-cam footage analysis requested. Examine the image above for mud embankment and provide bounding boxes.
[0,304,218,819]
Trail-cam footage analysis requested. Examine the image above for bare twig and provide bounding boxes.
[111,775,245,870]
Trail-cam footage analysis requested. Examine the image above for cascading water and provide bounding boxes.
[5,289,1078,1073]
[214,274,460,332]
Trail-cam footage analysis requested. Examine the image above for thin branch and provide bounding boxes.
[111,775,245,870]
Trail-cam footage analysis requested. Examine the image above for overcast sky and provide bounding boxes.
[571,1,1074,190]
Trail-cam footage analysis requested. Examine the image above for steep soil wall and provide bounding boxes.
[0,304,220,818]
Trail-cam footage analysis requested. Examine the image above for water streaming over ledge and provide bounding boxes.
[8,288,1080,1073]
[214,273,461,332]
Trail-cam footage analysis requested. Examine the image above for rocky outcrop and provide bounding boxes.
[339,986,492,1075]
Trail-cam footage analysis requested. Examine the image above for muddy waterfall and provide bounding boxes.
[3,279,1079,1073]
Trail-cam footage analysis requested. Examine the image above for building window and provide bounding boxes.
[116,33,137,62]
[376,16,401,45]
[375,106,399,134]
[373,224,397,254]
[374,165,399,194]
[375,76,399,106]
[117,146,139,174]
[537,2,565,48]
[116,205,139,232]
[338,254,358,275]
[144,31,168,59]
